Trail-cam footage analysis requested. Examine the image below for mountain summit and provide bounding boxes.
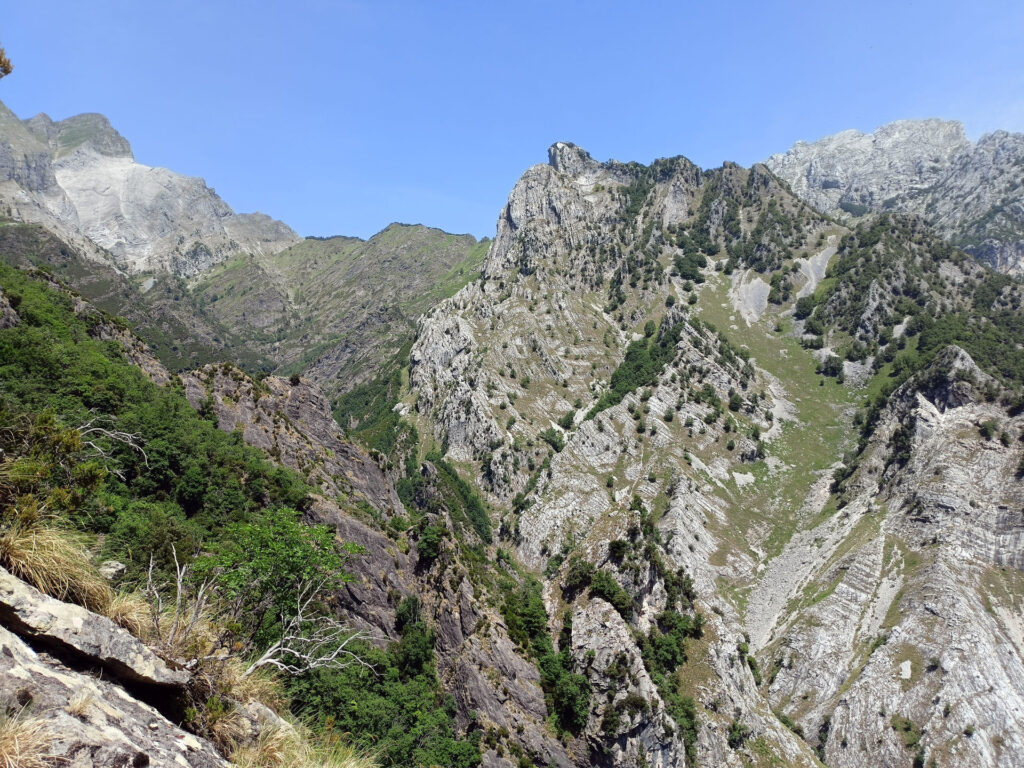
[766,119,1024,273]
[0,99,300,275]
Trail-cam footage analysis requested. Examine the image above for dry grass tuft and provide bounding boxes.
[0,523,112,612]
[231,724,378,768]
[104,590,151,638]
[0,707,56,768]
[65,690,95,719]
[231,725,297,768]
[219,658,288,712]
[209,706,250,753]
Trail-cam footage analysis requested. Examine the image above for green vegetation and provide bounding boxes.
[288,596,481,767]
[0,262,471,764]
[588,319,684,418]
[397,450,491,544]
[501,578,591,734]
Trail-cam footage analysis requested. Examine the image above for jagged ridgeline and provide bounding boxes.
[403,142,1024,767]
[2,104,1024,768]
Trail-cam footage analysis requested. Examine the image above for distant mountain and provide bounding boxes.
[0,99,300,275]
[766,119,1024,273]
[191,223,489,402]
[0,101,487,399]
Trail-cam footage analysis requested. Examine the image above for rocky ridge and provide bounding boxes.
[406,141,1024,766]
[408,143,833,766]
[0,99,300,276]
[766,119,1024,273]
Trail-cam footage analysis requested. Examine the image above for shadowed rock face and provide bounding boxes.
[766,120,1024,273]
[180,364,402,514]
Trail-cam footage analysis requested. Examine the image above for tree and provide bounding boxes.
[0,47,11,80]
[152,507,367,678]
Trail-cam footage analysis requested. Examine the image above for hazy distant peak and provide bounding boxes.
[766,117,1024,273]
[24,110,133,159]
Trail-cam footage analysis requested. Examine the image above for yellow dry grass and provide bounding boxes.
[65,690,95,719]
[0,707,56,768]
[231,724,378,768]
[105,590,152,638]
[218,658,288,712]
[0,523,112,612]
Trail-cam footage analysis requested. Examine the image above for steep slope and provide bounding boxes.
[0,220,273,371]
[765,120,1024,273]
[191,223,488,401]
[0,100,488,401]
[404,142,1024,767]
[0,238,578,768]
[0,99,300,276]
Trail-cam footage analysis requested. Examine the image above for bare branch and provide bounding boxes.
[241,578,373,678]
[77,416,149,468]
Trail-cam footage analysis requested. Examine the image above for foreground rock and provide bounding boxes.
[0,565,228,767]
[0,565,186,689]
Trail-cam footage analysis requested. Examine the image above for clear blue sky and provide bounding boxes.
[2,1,1022,239]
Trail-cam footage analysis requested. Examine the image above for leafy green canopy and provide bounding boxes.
[501,577,591,734]
[288,596,481,768]
[588,319,685,418]
[0,264,312,577]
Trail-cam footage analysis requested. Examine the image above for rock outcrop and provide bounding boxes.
[766,119,1024,273]
[0,99,300,276]
[757,347,1024,767]
[0,566,186,690]
[0,568,228,767]
[180,364,402,515]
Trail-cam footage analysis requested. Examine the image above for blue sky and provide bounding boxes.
[2,1,1022,239]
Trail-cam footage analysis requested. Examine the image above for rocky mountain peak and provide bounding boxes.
[766,118,1024,273]
[0,99,301,276]
[24,110,133,158]
[547,141,600,178]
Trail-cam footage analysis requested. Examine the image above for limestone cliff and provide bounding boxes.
[0,99,300,276]
[766,120,1024,273]
[406,141,1024,767]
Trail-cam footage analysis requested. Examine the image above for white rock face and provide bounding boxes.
[0,100,300,275]
[409,144,822,766]
[766,119,1024,273]
[410,140,1024,768]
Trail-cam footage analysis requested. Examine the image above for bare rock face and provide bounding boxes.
[0,565,228,767]
[0,624,228,767]
[0,285,19,328]
[0,98,300,277]
[766,119,1024,273]
[0,565,187,689]
[756,347,1024,767]
[180,364,402,515]
[304,477,578,768]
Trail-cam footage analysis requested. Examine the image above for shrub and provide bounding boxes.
[590,570,632,620]
[539,428,565,452]
[416,525,445,562]
[608,539,629,561]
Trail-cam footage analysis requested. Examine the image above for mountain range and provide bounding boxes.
[0,102,1022,768]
